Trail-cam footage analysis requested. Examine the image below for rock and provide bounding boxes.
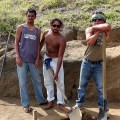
[109,28,120,42]
[77,29,86,40]
[61,27,78,41]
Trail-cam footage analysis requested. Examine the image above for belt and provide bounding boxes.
[85,58,103,64]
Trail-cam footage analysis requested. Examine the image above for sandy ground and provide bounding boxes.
[0,97,120,120]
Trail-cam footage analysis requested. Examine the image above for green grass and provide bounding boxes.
[0,0,120,36]
[39,0,67,10]
[0,0,30,35]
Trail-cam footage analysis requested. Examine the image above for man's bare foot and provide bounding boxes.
[44,101,54,110]
[58,104,70,113]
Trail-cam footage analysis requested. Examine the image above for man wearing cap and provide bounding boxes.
[74,11,111,116]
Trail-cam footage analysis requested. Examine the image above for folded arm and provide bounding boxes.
[86,23,111,45]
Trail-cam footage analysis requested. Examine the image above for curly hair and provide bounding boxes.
[50,18,63,27]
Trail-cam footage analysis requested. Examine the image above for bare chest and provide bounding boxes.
[45,36,60,48]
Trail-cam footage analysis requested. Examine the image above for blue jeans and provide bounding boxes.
[17,62,46,107]
[76,59,107,107]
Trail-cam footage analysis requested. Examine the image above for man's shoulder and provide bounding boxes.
[86,26,92,30]
[60,33,65,40]
[35,26,41,30]
[43,29,51,36]
[16,24,23,32]
[45,29,51,33]
[85,26,93,33]
[58,34,66,44]
[17,23,26,29]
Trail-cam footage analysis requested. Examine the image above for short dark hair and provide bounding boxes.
[50,18,63,27]
[26,8,36,16]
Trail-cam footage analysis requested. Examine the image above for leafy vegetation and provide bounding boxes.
[0,0,120,36]
[39,0,67,10]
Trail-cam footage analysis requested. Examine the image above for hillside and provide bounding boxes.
[0,0,120,36]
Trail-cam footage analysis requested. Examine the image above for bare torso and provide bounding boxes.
[45,30,65,58]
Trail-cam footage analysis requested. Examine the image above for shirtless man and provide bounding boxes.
[40,18,69,113]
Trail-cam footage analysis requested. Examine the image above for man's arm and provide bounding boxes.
[35,28,41,67]
[92,23,111,32]
[54,37,66,80]
[92,23,111,41]
[86,23,111,45]
[40,32,45,52]
[86,27,100,45]
[15,25,22,66]
[40,30,49,51]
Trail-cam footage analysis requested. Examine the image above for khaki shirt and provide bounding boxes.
[84,32,104,61]
[84,43,102,61]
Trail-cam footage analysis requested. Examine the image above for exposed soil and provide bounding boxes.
[0,97,120,120]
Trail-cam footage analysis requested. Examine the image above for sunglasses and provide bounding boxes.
[52,24,61,28]
[92,18,103,22]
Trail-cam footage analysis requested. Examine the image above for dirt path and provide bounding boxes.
[0,97,119,120]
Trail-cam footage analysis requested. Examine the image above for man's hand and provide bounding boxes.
[16,56,22,67]
[54,73,58,81]
[35,59,40,68]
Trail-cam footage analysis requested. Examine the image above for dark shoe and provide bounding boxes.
[44,101,54,110]
[106,108,110,119]
[39,101,48,105]
[23,107,32,113]
[98,107,110,120]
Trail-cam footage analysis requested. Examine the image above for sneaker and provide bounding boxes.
[106,109,110,119]
[98,107,110,120]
